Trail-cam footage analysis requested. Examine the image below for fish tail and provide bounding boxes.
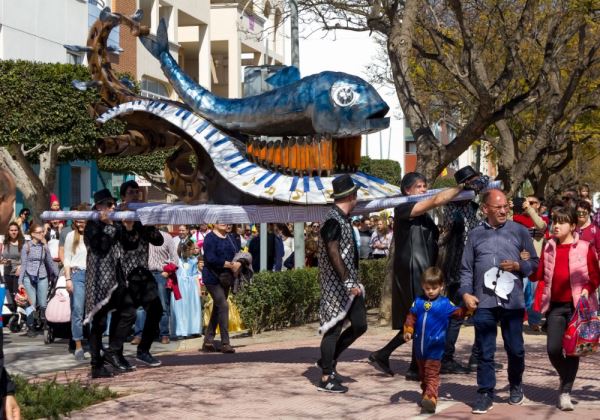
[140,18,169,59]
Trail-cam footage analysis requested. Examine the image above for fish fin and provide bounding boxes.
[140,18,169,59]
[265,66,301,88]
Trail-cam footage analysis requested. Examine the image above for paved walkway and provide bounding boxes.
[37,319,600,419]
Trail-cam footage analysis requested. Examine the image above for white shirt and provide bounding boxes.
[63,230,87,270]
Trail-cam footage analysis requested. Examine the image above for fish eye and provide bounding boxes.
[331,81,359,107]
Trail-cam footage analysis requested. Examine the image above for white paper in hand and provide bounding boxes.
[484,267,517,300]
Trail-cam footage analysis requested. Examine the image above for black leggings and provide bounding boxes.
[320,295,368,375]
[546,302,579,393]
[205,283,230,345]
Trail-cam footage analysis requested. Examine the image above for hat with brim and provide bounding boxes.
[454,165,480,184]
[92,188,115,209]
[331,174,359,200]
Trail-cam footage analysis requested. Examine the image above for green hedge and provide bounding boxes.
[234,259,388,334]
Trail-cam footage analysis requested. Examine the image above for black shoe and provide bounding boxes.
[118,353,136,372]
[368,351,394,376]
[104,350,128,372]
[317,375,348,393]
[405,368,419,381]
[468,355,503,372]
[441,359,470,374]
[509,384,525,405]
[472,393,494,414]
[91,365,114,379]
[136,351,162,367]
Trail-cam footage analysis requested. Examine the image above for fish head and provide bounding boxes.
[312,72,390,137]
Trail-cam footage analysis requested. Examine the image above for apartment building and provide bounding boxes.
[210,0,287,98]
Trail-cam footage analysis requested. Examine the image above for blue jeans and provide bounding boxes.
[23,275,48,309]
[474,307,525,397]
[23,274,48,328]
[133,271,170,338]
[70,270,87,341]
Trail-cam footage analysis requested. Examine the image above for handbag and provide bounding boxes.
[562,297,600,357]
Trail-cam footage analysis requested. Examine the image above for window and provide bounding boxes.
[141,77,170,99]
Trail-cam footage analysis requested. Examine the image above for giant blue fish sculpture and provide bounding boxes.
[140,19,390,138]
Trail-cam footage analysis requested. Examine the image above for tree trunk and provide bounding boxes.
[0,145,57,223]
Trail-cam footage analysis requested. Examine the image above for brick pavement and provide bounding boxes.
[67,324,600,419]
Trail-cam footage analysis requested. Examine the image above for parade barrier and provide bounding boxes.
[41,180,502,223]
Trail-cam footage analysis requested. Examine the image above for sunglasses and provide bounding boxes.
[577,211,589,216]
[528,201,539,205]
[561,196,575,201]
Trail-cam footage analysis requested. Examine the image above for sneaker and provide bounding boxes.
[440,359,470,374]
[368,351,394,376]
[91,365,114,379]
[421,395,437,413]
[221,344,235,354]
[472,393,494,414]
[118,353,136,372]
[136,351,162,367]
[405,368,420,382]
[74,349,86,361]
[161,336,170,345]
[130,336,141,346]
[26,329,36,338]
[557,393,574,411]
[509,384,525,405]
[317,375,348,393]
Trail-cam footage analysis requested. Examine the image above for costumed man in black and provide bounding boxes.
[117,180,165,367]
[316,174,367,393]
[0,169,21,420]
[84,189,137,378]
[368,172,468,379]
[438,166,499,374]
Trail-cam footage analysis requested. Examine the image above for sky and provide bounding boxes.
[298,24,405,170]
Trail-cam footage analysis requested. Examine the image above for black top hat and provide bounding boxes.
[454,165,480,184]
[331,174,359,200]
[93,188,115,206]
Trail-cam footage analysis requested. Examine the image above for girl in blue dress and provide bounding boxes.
[171,240,202,338]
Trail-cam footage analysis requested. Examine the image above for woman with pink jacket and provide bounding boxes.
[533,206,600,411]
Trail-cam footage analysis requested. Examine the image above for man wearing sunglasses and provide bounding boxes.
[84,189,137,379]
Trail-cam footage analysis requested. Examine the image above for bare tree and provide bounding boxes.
[297,1,600,186]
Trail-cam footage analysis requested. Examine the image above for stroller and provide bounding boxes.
[5,286,28,333]
[43,271,72,344]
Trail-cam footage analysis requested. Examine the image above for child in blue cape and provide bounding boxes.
[404,267,470,413]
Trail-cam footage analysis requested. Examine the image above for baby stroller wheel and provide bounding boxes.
[8,314,23,333]
[44,327,54,344]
